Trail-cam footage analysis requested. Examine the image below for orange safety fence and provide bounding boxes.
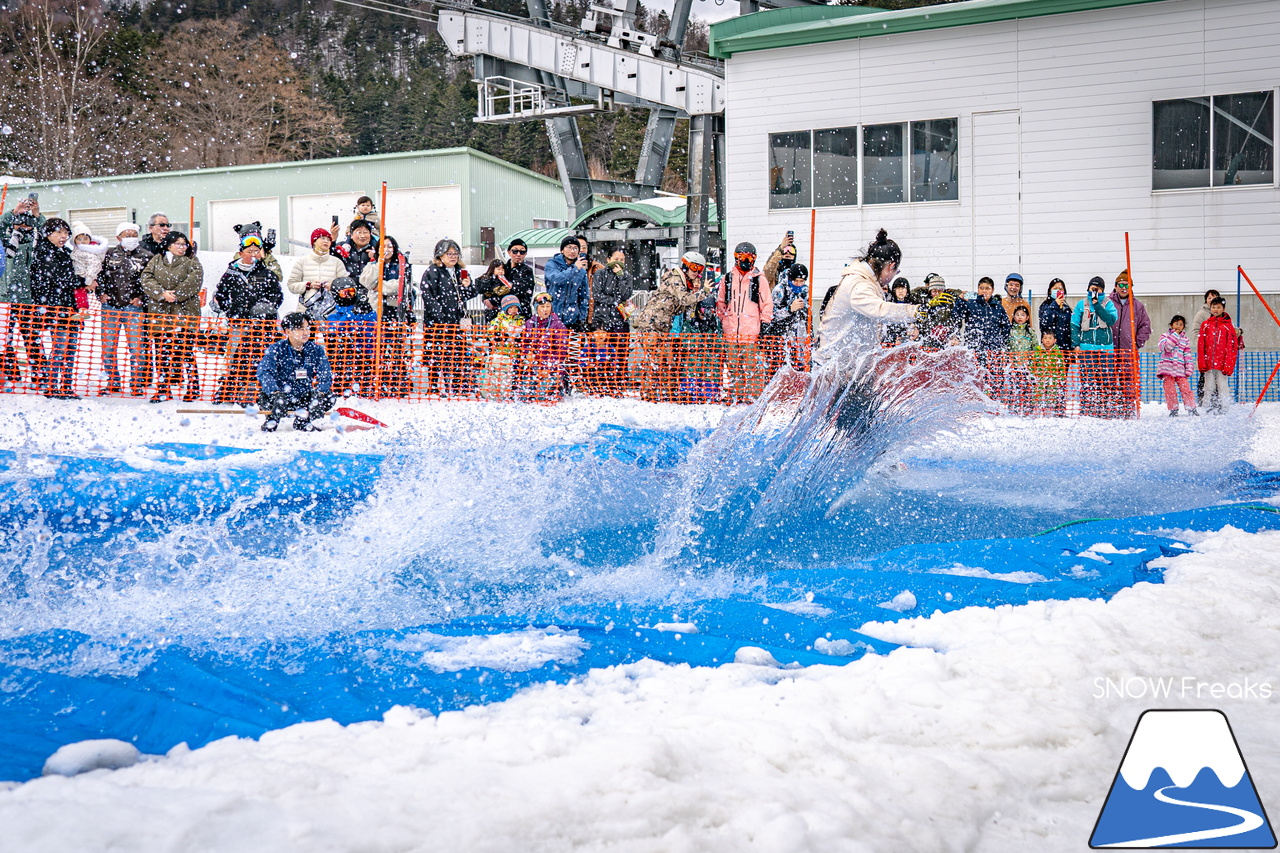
[0,302,1142,416]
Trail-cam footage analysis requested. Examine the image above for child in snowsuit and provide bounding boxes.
[1030,329,1067,416]
[1156,314,1197,416]
[1197,298,1242,414]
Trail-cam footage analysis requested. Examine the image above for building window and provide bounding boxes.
[768,131,812,209]
[813,127,859,207]
[862,123,906,205]
[911,118,959,202]
[1154,91,1273,190]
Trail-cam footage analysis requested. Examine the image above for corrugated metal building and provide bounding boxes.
[13,148,569,264]
[710,0,1278,322]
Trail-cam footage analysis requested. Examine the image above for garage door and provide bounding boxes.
[67,207,129,241]
[287,186,462,261]
[208,197,280,254]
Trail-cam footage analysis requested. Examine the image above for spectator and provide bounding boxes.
[1009,305,1035,352]
[768,262,809,369]
[814,229,918,365]
[138,212,171,256]
[479,294,525,399]
[882,277,912,345]
[325,276,377,397]
[29,218,80,398]
[1190,288,1222,406]
[0,197,45,384]
[212,234,284,405]
[141,231,203,403]
[1157,314,1197,417]
[504,238,537,318]
[357,236,414,396]
[632,251,713,402]
[231,222,283,280]
[1198,297,1242,414]
[287,227,347,315]
[98,222,152,396]
[1038,278,1073,355]
[1109,270,1151,352]
[1031,330,1067,416]
[717,241,774,403]
[956,277,1011,354]
[761,232,799,289]
[1071,276,1118,417]
[517,291,569,401]
[543,235,589,331]
[1002,273,1030,322]
[68,222,107,298]
[586,247,634,388]
[420,237,477,397]
[334,220,379,280]
[908,273,962,349]
[350,196,380,235]
[477,258,515,324]
[257,312,334,432]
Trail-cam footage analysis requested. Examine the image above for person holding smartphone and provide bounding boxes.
[762,229,800,291]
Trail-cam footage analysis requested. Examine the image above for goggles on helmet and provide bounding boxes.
[681,259,706,276]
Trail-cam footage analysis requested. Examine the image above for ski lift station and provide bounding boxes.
[11,148,570,264]
[708,0,1277,307]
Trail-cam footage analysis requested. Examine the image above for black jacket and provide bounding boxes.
[589,265,633,331]
[214,261,283,319]
[29,238,78,309]
[421,264,477,326]
[99,246,151,310]
[957,295,1012,351]
[334,237,379,279]
[1038,298,1075,351]
[506,262,537,317]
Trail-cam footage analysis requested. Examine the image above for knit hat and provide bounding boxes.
[310,228,331,246]
[560,235,580,251]
[70,221,93,242]
[115,222,140,237]
[508,237,527,251]
[42,217,70,235]
[1088,276,1106,290]
[925,273,946,289]
[500,294,520,311]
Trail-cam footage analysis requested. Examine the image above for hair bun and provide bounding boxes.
[875,228,889,244]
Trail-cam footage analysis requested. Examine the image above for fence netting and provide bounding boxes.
[0,302,1268,414]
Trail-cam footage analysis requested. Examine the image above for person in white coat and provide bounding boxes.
[286,228,347,313]
[814,229,919,366]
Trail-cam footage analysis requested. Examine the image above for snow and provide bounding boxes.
[1,395,1279,851]
[42,740,140,777]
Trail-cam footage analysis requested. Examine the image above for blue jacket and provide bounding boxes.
[1071,292,1118,350]
[257,339,333,396]
[543,252,589,327]
[957,295,1011,351]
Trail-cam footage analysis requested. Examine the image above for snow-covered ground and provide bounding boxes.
[0,395,1277,852]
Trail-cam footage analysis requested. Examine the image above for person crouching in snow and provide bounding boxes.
[1157,314,1197,417]
[1197,297,1242,414]
[257,312,334,432]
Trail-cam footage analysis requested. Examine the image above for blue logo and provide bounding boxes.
[1091,710,1276,848]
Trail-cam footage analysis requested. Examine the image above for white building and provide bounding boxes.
[710,0,1278,306]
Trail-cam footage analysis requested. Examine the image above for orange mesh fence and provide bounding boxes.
[0,302,1147,417]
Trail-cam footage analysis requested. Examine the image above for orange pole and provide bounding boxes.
[807,208,816,339]
[0,184,8,216]
[188,196,194,241]
[1123,232,1140,417]
[1238,267,1280,411]
[374,181,388,395]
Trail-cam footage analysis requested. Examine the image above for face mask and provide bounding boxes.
[120,237,140,252]
[736,257,753,273]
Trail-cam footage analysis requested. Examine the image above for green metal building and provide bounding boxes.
[10,148,568,263]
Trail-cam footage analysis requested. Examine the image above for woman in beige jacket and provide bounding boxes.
[286,228,347,312]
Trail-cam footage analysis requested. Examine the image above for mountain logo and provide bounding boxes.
[1090,709,1276,848]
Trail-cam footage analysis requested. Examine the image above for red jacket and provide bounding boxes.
[1197,313,1241,375]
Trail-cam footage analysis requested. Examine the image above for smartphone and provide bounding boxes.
[27,192,37,201]
[786,230,794,240]
[332,215,339,226]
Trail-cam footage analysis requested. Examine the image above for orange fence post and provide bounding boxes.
[0,184,8,215]
[807,208,816,338]
[1238,266,1280,410]
[374,181,388,396]
[1123,232,1140,418]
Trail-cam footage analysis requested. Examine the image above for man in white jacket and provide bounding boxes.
[814,229,919,366]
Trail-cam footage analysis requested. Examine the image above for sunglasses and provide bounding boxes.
[509,249,527,255]
[155,223,171,228]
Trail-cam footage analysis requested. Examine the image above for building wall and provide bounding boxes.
[724,0,1280,345]
[12,149,567,265]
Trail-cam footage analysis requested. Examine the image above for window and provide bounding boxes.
[911,118,959,202]
[768,131,812,209]
[769,118,960,209]
[862,123,906,205]
[1154,91,1273,190]
[813,127,859,207]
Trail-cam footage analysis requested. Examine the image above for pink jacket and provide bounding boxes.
[716,266,773,337]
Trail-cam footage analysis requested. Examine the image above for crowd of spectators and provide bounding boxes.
[0,198,1248,418]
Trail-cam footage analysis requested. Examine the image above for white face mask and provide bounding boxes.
[119,237,140,251]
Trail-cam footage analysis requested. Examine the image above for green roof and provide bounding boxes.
[502,226,575,249]
[709,0,1173,58]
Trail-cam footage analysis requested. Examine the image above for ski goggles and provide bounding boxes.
[681,259,706,276]
[733,251,756,264]
[240,236,263,249]
[533,293,552,305]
